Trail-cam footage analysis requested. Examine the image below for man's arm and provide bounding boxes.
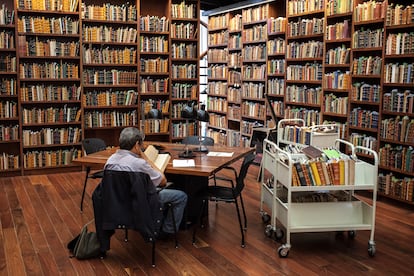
[138,147,168,186]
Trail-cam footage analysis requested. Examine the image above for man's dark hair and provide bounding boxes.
[119,127,144,150]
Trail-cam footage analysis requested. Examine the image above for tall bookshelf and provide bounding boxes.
[0,1,19,175]
[378,1,414,203]
[139,2,170,142]
[170,0,199,142]
[16,0,82,174]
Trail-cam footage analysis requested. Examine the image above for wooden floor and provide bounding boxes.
[1,164,414,275]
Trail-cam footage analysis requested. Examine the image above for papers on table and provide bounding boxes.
[206,151,234,157]
[172,159,195,167]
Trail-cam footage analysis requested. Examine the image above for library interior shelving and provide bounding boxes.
[0,0,413,205]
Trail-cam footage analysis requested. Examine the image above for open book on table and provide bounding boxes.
[144,145,171,172]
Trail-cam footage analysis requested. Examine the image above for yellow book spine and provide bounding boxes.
[310,161,321,186]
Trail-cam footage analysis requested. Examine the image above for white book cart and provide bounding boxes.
[260,131,378,258]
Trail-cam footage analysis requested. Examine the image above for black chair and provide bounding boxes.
[80,138,107,212]
[93,170,178,267]
[192,153,256,248]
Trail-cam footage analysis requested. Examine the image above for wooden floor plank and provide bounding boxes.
[1,167,414,275]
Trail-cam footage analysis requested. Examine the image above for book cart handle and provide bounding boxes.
[335,139,356,158]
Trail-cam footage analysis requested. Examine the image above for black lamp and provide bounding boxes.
[179,101,197,158]
[193,102,210,153]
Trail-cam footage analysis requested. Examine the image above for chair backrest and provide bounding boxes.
[182,136,214,146]
[98,170,162,241]
[235,153,256,195]
[82,138,107,155]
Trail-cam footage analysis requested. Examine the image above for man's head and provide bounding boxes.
[119,127,144,150]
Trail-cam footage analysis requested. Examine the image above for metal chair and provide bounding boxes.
[182,136,214,146]
[192,152,256,248]
[80,138,106,212]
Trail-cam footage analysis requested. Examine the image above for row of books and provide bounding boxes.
[287,18,325,37]
[386,3,414,26]
[242,4,269,23]
[171,1,197,20]
[243,45,267,61]
[171,121,196,138]
[207,97,228,113]
[142,99,169,114]
[241,101,266,119]
[140,118,169,134]
[379,144,414,172]
[241,82,265,98]
[380,116,414,143]
[140,77,169,93]
[22,106,80,124]
[208,13,228,30]
[171,43,197,59]
[352,27,384,48]
[286,63,323,81]
[0,55,16,72]
[242,25,267,42]
[140,16,169,32]
[349,133,378,151]
[228,105,241,120]
[19,62,79,79]
[292,157,356,187]
[384,62,414,84]
[83,90,138,106]
[208,65,227,79]
[268,78,285,96]
[171,83,196,99]
[228,71,241,85]
[21,38,79,57]
[171,22,196,39]
[209,113,227,129]
[83,46,136,64]
[268,38,286,55]
[353,0,386,23]
[285,106,321,126]
[242,64,266,80]
[83,110,137,128]
[140,35,168,53]
[0,30,14,49]
[385,32,414,55]
[82,26,137,43]
[18,16,79,35]
[241,120,262,136]
[23,148,80,169]
[324,94,348,115]
[287,40,323,59]
[325,45,350,65]
[326,19,351,41]
[207,48,228,63]
[378,173,414,202]
[269,17,286,34]
[22,127,81,146]
[352,56,382,75]
[140,57,168,73]
[0,100,17,118]
[20,84,80,102]
[171,64,197,79]
[287,0,325,15]
[228,87,242,102]
[18,0,78,12]
[351,82,381,103]
[349,108,379,129]
[269,100,284,116]
[286,85,322,105]
[0,4,14,25]
[208,30,228,47]
[0,124,19,141]
[0,153,19,170]
[323,70,351,89]
[326,0,353,16]
[229,14,242,32]
[171,102,191,118]
[81,3,137,22]
[383,89,413,114]
[228,34,242,49]
[82,69,137,85]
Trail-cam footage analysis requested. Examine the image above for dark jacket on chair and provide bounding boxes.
[92,170,163,251]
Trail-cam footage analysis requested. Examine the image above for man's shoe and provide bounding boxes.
[156,230,172,241]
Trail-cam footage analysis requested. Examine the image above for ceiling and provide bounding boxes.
[200,0,248,12]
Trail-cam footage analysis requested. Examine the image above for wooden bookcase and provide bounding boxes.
[0,0,19,175]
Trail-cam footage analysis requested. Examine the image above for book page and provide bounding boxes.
[144,145,170,172]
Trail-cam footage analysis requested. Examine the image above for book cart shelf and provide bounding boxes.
[260,135,378,258]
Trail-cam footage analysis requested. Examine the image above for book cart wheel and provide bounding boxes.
[348,230,356,239]
[277,244,290,258]
[274,228,284,241]
[264,224,273,238]
[368,241,376,257]
[261,213,271,224]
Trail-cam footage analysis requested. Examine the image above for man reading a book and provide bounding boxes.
[104,127,187,238]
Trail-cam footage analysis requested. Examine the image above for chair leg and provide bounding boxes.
[168,203,179,248]
[80,167,91,212]
[239,194,247,229]
[234,200,245,248]
[124,229,128,242]
[151,240,156,267]
[192,198,207,245]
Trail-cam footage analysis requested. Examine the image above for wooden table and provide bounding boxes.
[74,142,254,224]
